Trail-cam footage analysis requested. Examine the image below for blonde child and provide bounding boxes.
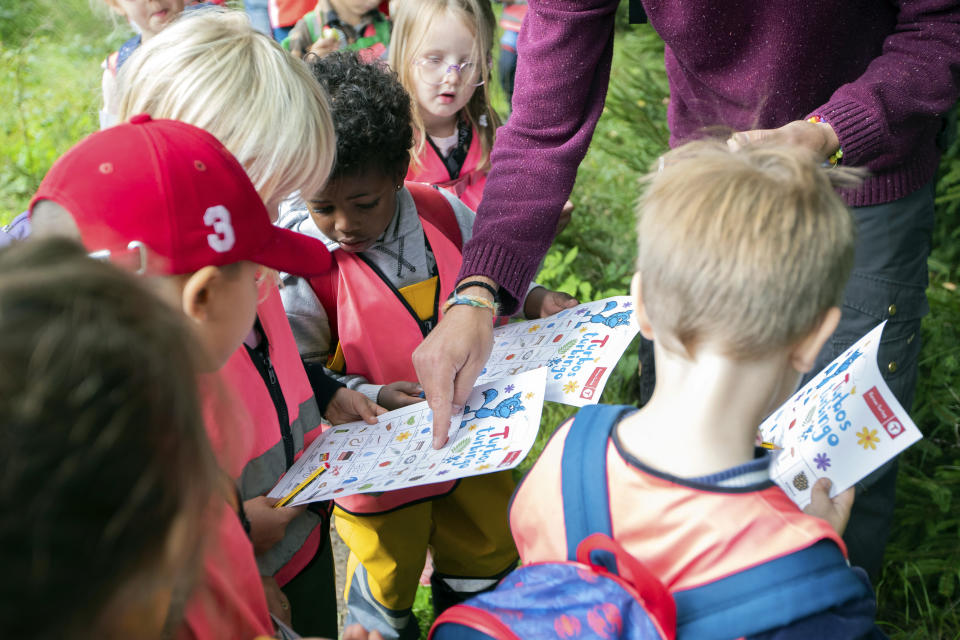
[99,0,186,126]
[389,0,497,212]
[508,141,885,638]
[116,9,383,637]
[28,116,337,639]
[0,238,219,639]
[279,51,577,640]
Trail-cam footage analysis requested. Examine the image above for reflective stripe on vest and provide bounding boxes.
[510,420,845,592]
[499,3,527,32]
[308,185,466,513]
[221,287,326,582]
[407,126,487,211]
[268,0,314,28]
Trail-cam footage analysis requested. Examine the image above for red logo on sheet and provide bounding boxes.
[580,367,608,400]
[863,386,904,439]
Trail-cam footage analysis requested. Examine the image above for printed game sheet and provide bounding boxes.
[478,296,639,406]
[760,322,922,509]
[269,368,547,506]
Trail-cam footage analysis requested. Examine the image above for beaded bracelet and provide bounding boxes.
[807,116,844,166]
[442,292,499,316]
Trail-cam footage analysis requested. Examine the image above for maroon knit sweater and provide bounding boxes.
[461,0,960,311]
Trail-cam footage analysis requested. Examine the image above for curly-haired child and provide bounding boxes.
[279,51,576,639]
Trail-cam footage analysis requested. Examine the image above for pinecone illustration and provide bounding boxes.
[793,471,809,491]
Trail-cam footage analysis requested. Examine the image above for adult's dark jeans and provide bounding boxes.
[636,181,935,582]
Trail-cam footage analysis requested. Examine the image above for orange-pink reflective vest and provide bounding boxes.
[511,420,846,593]
[309,184,469,513]
[407,126,487,211]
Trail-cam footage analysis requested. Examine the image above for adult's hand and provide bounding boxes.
[728,119,840,160]
[413,283,496,449]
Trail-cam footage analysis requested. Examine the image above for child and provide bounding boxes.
[0,238,219,639]
[28,116,341,638]
[494,0,526,107]
[116,10,383,636]
[100,0,185,126]
[283,0,390,61]
[279,51,576,640]
[389,0,498,212]
[510,141,886,637]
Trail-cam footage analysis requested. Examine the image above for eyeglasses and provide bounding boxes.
[89,241,150,275]
[413,56,484,87]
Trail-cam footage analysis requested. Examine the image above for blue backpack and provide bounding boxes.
[429,405,879,640]
[430,405,677,640]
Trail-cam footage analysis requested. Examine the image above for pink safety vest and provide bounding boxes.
[499,3,527,33]
[407,126,487,211]
[511,420,846,593]
[221,286,329,585]
[178,503,274,640]
[268,0,315,28]
[309,184,480,513]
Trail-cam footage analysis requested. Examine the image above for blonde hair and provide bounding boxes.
[117,8,335,210]
[388,0,500,171]
[637,140,861,359]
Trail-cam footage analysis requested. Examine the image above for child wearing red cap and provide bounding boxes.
[28,115,365,640]
[114,12,385,636]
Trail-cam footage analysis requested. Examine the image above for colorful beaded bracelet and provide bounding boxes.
[807,116,844,166]
[441,292,499,316]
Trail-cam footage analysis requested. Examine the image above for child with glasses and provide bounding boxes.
[279,51,577,640]
[389,0,499,212]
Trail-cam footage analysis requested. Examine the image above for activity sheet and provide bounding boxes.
[760,322,922,509]
[478,296,639,406]
[269,368,548,506]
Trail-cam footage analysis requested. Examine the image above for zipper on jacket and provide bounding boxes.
[358,253,434,338]
[245,318,295,468]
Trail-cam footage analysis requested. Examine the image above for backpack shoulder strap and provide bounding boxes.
[560,404,635,561]
[673,539,874,639]
[406,182,463,251]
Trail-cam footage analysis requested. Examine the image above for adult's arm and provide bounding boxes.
[458,0,620,313]
[737,0,960,174]
[415,0,619,448]
[809,0,960,172]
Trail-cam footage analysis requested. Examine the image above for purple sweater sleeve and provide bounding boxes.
[458,0,619,313]
[810,0,960,171]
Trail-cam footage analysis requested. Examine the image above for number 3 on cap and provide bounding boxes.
[204,205,236,253]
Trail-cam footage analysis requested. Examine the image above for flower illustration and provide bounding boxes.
[525,392,535,400]
[813,453,831,471]
[622,302,632,308]
[527,324,541,333]
[856,427,880,450]
[563,380,580,394]
[395,431,411,442]
[504,384,515,394]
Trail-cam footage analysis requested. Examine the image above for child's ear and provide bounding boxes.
[393,154,410,188]
[180,266,222,324]
[791,306,842,373]
[630,272,655,340]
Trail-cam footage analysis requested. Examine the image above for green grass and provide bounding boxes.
[3,1,959,638]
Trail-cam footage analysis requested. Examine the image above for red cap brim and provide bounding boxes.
[252,225,334,277]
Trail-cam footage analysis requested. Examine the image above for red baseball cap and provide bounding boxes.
[30,114,332,277]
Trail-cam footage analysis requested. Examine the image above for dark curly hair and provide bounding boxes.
[308,51,413,181]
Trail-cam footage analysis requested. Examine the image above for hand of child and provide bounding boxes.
[287,18,313,59]
[307,33,340,59]
[523,287,579,319]
[244,496,307,555]
[261,575,293,627]
[378,381,425,411]
[325,387,386,425]
[803,478,855,536]
[556,199,574,234]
